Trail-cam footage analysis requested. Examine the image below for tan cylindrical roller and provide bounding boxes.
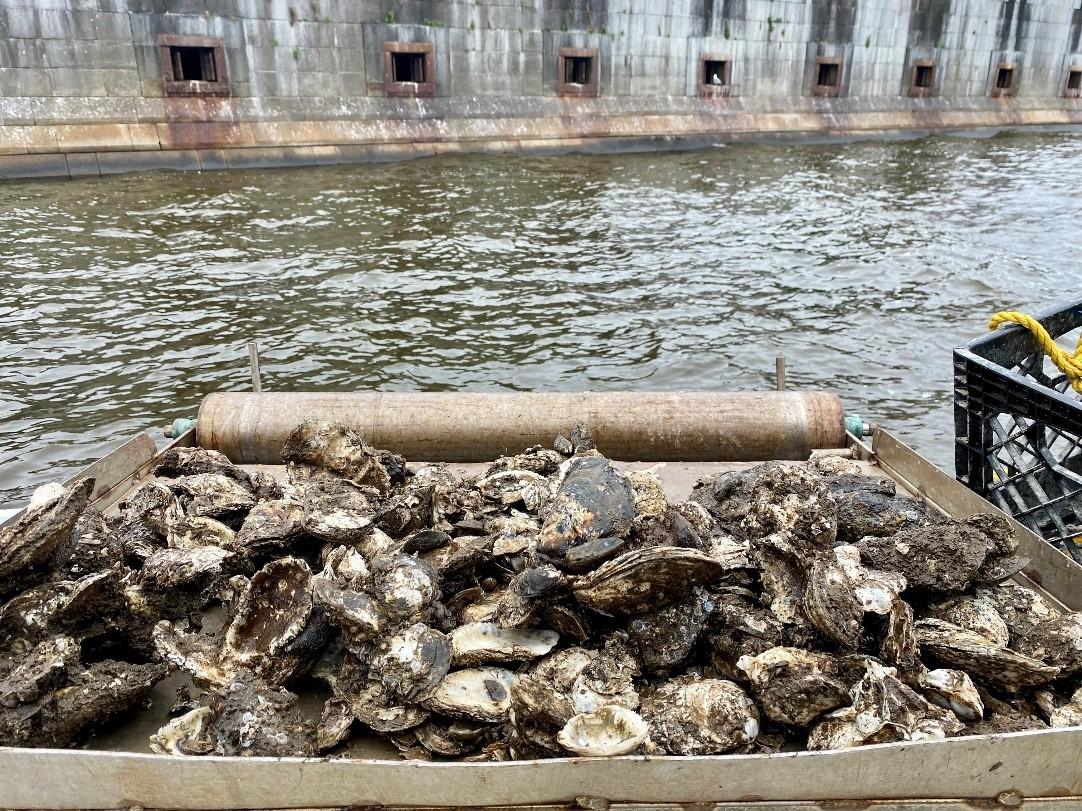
[196,391,847,464]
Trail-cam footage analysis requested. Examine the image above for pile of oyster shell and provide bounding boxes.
[2,419,1082,759]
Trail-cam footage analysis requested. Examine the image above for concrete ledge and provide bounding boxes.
[2,103,1081,180]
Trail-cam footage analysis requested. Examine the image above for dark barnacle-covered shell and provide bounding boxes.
[0,570,117,646]
[282,419,392,495]
[573,546,724,616]
[627,587,716,675]
[824,474,932,546]
[641,676,759,755]
[154,447,252,488]
[538,456,637,559]
[209,678,317,757]
[0,643,166,748]
[233,499,307,556]
[692,463,837,548]
[0,479,94,585]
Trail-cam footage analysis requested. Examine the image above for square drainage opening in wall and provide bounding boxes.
[1067,68,1082,98]
[557,47,599,98]
[383,42,435,98]
[909,60,936,97]
[812,57,842,97]
[699,56,731,97]
[992,63,1017,97]
[157,34,229,97]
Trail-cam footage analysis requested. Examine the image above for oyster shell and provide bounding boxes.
[422,667,515,722]
[154,557,317,686]
[826,474,931,545]
[368,623,451,703]
[854,517,998,594]
[0,479,94,585]
[450,623,559,667]
[914,618,1060,690]
[803,545,906,649]
[476,470,552,512]
[0,653,166,748]
[282,419,391,495]
[168,474,255,520]
[627,587,715,675]
[210,678,316,757]
[918,668,984,722]
[573,546,724,616]
[538,456,636,559]
[736,647,850,727]
[641,676,759,755]
[807,660,964,750]
[140,545,232,590]
[370,553,439,625]
[557,704,649,757]
[923,593,1009,646]
[149,706,215,755]
[233,499,306,556]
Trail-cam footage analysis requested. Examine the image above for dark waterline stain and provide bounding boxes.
[0,132,1080,504]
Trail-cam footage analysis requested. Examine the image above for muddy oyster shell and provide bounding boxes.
[1049,687,1082,728]
[312,577,381,641]
[538,456,636,559]
[641,676,759,755]
[370,553,439,625]
[573,546,724,616]
[807,661,964,750]
[557,704,649,757]
[450,623,559,667]
[282,419,391,495]
[233,499,306,556]
[422,667,515,722]
[140,545,232,590]
[0,479,94,585]
[210,678,316,757]
[826,474,931,545]
[915,618,1060,690]
[737,647,851,727]
[855,517,999,594]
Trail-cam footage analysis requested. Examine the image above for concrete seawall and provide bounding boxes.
[1,0,1080,179]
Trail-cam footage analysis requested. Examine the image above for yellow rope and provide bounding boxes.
[988,311,1082,394]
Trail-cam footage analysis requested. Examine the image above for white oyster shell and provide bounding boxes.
[557,704,648,757]
[423,667,515,722]
[450,622,559,667]
[149,707,215,756]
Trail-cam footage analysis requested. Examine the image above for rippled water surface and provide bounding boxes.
[2,132,1081,505]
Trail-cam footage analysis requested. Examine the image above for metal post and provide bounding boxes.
[776,356,787,391]
[248,342,262,393]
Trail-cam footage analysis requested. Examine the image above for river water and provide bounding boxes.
[2,131,1080,506]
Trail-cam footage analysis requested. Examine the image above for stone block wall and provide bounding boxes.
[0,0,1080,178]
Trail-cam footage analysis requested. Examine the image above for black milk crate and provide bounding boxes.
[954,298,1082,562]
